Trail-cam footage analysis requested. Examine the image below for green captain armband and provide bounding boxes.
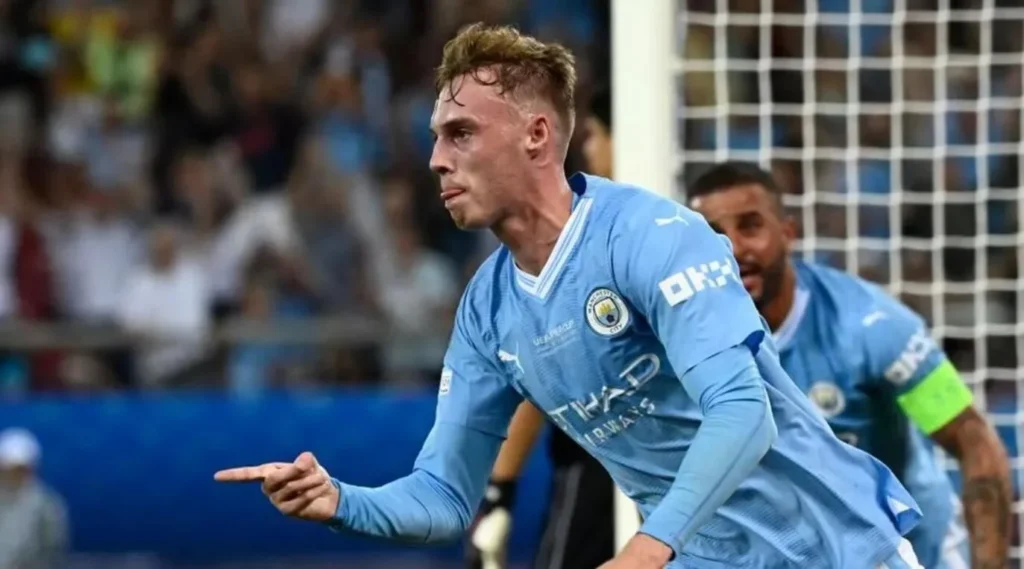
[895,360,974,434]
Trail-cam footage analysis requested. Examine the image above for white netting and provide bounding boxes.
[675,0,1024,561]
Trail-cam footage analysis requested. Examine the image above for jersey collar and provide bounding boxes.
[773,285,810,350]
[513,174,595,300]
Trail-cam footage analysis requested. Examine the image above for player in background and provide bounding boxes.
[463,87,618,569]
[214,24,927,568]
[685,162,1011,569]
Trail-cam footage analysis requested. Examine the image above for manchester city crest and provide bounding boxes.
[808,381,846,418]
[585,288,630,337]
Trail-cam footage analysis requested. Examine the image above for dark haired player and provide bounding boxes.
[686,162,1011,569]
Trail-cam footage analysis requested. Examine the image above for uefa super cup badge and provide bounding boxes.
[585,288,630,337]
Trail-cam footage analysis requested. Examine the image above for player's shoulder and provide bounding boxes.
[797,259,925,337]
[454,245,513,346]
[572,173,708,242]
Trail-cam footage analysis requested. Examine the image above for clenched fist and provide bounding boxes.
[214,451,340,522]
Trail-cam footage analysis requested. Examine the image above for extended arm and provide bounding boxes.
[333,421,505,543]
[216,297,522,545]
[336,311,522,544]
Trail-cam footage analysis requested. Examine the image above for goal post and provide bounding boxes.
[610,0,679,553]
[611,0,678,199]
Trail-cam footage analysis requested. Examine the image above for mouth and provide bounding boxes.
[440,187,465,203]
[739,265,762,290]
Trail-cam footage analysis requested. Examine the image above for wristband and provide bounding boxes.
[479,479,517,513]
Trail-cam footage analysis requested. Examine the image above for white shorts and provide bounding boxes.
[877,539,925,569]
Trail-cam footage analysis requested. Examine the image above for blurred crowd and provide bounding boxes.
[679,0,1022,380]
[0,0,609,394]
[0,0,1017,397]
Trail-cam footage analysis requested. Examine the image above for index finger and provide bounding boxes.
[214,462,290,483]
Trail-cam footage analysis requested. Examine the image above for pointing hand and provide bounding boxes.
[214,451,340,522]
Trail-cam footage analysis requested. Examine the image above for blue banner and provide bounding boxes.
[0,390,554,565]
[4,389,1017,566]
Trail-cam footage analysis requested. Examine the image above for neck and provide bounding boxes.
[761,262,797,332]
[493,174,573,276]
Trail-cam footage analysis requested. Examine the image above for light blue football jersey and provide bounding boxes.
[431,175,920,568]
[774,260,970,569]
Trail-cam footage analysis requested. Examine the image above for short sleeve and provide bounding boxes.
[862,293,945,391]
[435,297,522,438]
[611,197,766,377]
[861,289,973,434]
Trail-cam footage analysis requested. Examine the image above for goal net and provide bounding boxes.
[619,0,1023,562]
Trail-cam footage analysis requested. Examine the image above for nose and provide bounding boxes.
[429,141,453,176]
[724,230,749,260]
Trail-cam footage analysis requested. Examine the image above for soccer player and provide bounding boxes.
[464,86,619,569]
[685,161,1011,569]
[214,24,926,568]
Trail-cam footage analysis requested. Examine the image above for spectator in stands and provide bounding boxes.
[0,0,54,154]
[151,17,234,214]
[46,166,141,387]
[230,58,306,194]
[116,222,211,387]
[288,138,372,314]
[0,427,68,569]
[81,99,150,203]
[0,0,612,391]
[314,60,385,176]
[195,146,301,315]
[82,2,161,125]
[11,154,61,391]
[227,273,280,394]
[52,179,141,324]
[375,176,458,386]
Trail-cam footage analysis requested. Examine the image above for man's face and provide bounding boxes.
[429,72,529,230]
[582,117,612,178]
[689,184,795,308]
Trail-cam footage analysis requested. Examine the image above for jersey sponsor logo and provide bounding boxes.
[439,367,453,395]
[808,381,846,418]
[884,328,938,385]
[548,353,660,447]
[585,288,631,337]
[658,257,741,306]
